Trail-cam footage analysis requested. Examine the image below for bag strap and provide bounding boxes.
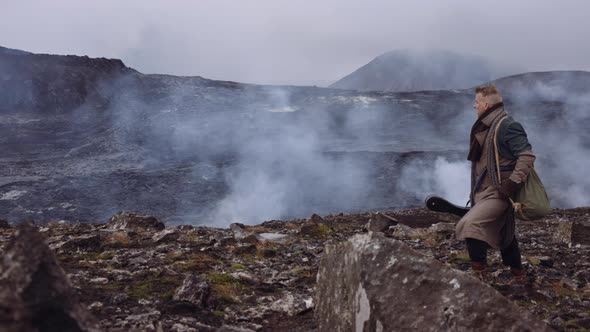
[493,117,523,216]
[493,117,507,184]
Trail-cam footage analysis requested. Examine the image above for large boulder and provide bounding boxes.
[315,232,553,332]
[0,224,99,332]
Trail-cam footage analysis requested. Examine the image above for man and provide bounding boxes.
[456,84,536,281]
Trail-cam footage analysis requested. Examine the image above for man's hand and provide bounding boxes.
[499,179,522,199]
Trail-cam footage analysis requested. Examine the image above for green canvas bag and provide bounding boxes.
[494,117,551,220]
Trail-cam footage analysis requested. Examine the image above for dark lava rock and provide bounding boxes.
[107,211,165,232]
[173,275,210,308]
[315,232,553,332]
[0,224,99,332]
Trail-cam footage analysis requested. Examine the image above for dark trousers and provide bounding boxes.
[466,237,522,269]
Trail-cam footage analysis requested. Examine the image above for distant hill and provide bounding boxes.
[331,49,517,92]
[0,46,31,55]
[492,70,590,95]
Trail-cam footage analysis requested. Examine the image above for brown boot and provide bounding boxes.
[470,261,490,282]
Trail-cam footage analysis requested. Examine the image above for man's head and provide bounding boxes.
[473,84,503,117]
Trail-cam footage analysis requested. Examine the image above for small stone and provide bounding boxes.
[550,317,565,328]
[110,293,129,305]
[87,302,103,310]
[90,277,109,284]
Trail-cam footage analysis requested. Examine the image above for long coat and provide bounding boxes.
[456,105,535,249]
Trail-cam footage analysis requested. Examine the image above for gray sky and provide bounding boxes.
[1,0,589,85]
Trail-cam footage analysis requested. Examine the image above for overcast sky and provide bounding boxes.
[1,0,589,85]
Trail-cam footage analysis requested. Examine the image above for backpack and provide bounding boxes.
[494,117,551,220]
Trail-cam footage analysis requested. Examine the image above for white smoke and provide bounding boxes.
[397,157,470,207]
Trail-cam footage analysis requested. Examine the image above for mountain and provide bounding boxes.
[330,49,516,92]
[0,47,588,224]
[0,46,31,55]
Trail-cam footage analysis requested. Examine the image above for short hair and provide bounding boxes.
[475,84,503,104]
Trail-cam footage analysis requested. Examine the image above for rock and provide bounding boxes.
[315,232,553,332]
[309,213,324,223]
[258,247,277,258]
[554,220,590,245]
[0,218,10,228]
[110,293,129,305]
[87,302,103,310]
[104,230,132,246]
[173,275,210,308]
[217,325,256,332]
[299,222,332,238]
[230,272,260,285]
[388,223,422,238]
[217,236,238,247]
[539,256,554,267]
[424,222,456,244]
[259,233,289,243]
[366,213,398,232]
[90,277,109,284]
[230,223,262,244]
[269,292,313,316]
[233,244,257,255]
[0,224,99,331]
[107,211,165,232]
[121,309,162,329]
[59,234,102,252]
[240,234,262,245]
[153,229,180,243]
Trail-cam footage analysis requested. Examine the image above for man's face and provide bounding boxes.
[473,93,490,117]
